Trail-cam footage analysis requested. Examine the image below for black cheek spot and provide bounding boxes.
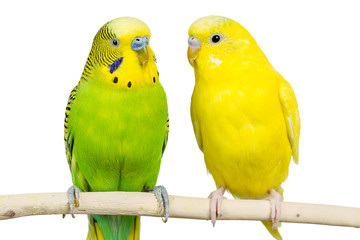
[153,77,156,83]
[113,77,118,83]
[127,81,132,88]
[157,71,159,76]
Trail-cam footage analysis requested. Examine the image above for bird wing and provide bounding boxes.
[64,81,89,191]
[190,107,203,152]
[162,115,169,155]
[279,78,301,163]
[64,82,79,166]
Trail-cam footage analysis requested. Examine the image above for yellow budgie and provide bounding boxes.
[188,16,300,239]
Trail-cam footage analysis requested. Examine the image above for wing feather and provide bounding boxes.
[279,79,301,163]
[64,82,80,167]
[162,115,169,155]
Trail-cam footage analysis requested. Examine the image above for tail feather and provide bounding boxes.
[87,216,105,240]
[262,187,284,240]
[128,215,140,240]
[87,215,139,240]
[262,221,282,240]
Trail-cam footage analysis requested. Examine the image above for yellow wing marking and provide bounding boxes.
[64,82,80,166]
[190,106,203,152]
[279,79,300,163]
[162,115,169,155]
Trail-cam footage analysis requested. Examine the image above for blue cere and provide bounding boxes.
[131,36,149,51]
[109,57,124,74]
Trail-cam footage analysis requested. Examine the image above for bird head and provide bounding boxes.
[83,17,158,88]
[187,16,267,70]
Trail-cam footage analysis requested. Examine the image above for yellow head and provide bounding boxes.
[83,17,158,89]
[188,16,268,70]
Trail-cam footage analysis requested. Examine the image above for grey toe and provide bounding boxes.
[66,185,82,218]
[147,185,169,222]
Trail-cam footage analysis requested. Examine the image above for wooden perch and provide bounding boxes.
[0,192,359,228]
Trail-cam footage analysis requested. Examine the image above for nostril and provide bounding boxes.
[136,38,140,42]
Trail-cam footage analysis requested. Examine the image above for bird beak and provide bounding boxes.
[131,36,149,65]
[187,36,201,67]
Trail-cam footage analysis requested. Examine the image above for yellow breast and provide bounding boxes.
[191,67,292,198]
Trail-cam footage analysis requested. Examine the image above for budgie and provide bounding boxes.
[188,16,300,240]
[64,17,169,240]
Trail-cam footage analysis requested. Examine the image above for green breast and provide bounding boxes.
[68,81,168,192]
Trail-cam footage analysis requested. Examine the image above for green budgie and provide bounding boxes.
[64,17,169,240]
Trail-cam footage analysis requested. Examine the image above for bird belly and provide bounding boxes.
[204,119,291,198]
[70,85,167,192]
[193,89,292,198]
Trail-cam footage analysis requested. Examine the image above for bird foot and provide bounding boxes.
[64,185,82,218]
[267,188,283,230]
[147,185,169,223]
[208,186,226,227]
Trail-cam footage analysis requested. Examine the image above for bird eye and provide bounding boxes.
[111,38,120,47]
[210,34,222,44]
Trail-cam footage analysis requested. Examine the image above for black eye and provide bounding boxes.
[211,34,221,44]
[111,38,120,47]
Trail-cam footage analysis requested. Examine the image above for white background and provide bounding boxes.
[1,0,360,239]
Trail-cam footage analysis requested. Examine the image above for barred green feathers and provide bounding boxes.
[64,17,168,240]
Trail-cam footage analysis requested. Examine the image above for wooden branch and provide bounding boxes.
[0,192,359,228]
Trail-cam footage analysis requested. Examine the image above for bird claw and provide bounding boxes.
[65,185,82,218]
[147,185,169,223]
[208,186,226,227]
[267,188,283,230]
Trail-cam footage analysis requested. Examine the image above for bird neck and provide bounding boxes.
[194,47,272,84]
[80,56,159,90]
